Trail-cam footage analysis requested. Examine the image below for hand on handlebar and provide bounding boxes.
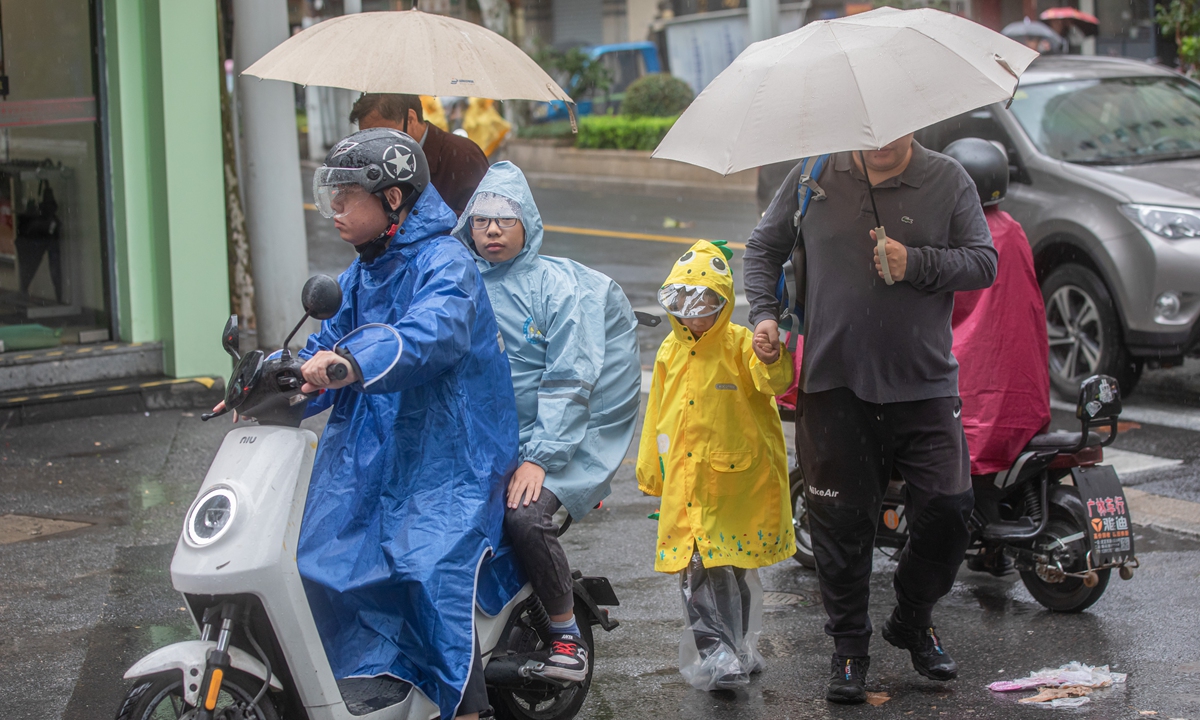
[300,350,357,394]
[206,400,240,423]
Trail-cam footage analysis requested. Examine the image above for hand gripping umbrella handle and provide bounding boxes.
[876,225,895,286]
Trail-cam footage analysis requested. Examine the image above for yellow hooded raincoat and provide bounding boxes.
[637,240,796,574]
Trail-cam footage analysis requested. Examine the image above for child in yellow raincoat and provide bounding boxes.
[637,239,795,692]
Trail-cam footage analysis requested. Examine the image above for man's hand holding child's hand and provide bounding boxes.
[301,350,357,394]
[508,461,546,508]
[753,319,781,364]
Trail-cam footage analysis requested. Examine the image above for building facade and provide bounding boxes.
[0,0,230,383]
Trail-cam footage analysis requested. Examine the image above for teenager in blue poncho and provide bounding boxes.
[451,162,642,682]
[294,128,521,720]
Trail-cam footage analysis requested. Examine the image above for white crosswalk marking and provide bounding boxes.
[1102,448,1184,476]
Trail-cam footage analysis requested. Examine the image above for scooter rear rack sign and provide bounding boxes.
[1072,465,1135,566]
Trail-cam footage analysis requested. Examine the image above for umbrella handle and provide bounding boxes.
[876,225,895,286]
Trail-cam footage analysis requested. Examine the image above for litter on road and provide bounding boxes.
[990,662,1127,708]
[989,661,1127,692]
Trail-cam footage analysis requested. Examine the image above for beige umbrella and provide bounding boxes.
[653,7,1038,283]
[243,8,575,121]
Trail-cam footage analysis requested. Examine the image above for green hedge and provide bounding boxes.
[576,115,678,151]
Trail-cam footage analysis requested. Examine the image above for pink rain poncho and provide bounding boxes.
[951,208,1051,475]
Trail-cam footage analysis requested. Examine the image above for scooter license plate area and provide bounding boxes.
[1072,465,1135,566]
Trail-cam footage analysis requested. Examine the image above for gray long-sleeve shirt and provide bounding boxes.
[743,142,997,404]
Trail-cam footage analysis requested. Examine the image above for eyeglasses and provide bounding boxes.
[470,216,519,230]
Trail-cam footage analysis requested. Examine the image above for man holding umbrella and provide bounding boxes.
[743,131,996,702]
[650,8,1036,703]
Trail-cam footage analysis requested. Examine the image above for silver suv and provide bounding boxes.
[916,56,1200,397]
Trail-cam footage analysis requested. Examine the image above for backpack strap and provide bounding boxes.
[774,154,830,329]
[792,154,830,228]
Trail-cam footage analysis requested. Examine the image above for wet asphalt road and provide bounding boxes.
[4,182,1200,719]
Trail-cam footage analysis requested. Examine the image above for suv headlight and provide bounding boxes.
[1120,204,1200,240]
[185,486,238,547]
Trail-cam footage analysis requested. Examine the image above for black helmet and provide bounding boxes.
[313,127,430,220]
[943,138,1008,207]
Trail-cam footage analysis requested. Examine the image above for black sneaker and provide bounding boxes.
[826,654,869,704]
[540,634,589,683]
[881,610,958,681]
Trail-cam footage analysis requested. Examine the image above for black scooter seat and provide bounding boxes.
[1023,430,1103,452]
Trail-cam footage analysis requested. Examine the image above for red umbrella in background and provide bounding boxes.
[1040,7,1100,36]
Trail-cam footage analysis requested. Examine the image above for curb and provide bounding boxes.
[1127,488,1200,538]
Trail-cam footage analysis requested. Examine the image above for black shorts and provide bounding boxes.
[797,387,971,509]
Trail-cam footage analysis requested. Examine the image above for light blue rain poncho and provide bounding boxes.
[296,184,523,720]
[451,162,642,520]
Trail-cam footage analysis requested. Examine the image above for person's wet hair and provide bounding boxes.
[350,93,425,126]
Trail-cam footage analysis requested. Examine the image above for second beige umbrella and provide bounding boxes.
[243,8,574,112]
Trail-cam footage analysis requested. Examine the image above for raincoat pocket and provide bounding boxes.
[707,451,755,496]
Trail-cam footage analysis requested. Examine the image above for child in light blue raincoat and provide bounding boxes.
[452,162,642,681]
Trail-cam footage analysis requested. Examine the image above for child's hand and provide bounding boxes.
[753,319,781,364]
[508,461,546,509]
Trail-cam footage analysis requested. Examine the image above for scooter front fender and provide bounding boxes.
[123,640,283,707]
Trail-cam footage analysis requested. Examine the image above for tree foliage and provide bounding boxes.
[1156,0,1200,78]
[621,73,695,117]
[533,47,613,99]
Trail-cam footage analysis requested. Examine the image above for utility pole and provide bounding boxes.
[233,0,310,348]
[748,0,780,44]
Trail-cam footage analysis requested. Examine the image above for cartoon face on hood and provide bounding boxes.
[659,240,735,343]
[451,161,544,273]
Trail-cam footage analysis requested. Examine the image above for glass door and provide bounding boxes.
[0,0,110,353]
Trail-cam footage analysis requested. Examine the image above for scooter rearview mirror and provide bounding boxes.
[222,315,240,360]
[281,275,345,357]
[302,275,343,321]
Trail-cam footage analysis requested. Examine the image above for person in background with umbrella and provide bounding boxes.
[743,133,997,704]
[1001,17,1069,55]
[351,93,490,217]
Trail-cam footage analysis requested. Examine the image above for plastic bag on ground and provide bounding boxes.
[989,662,1127,692]
[677,551,764,691]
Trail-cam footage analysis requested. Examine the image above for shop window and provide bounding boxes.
[0,0,110,352]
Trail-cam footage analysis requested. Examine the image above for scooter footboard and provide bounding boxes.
[124,640,283,708]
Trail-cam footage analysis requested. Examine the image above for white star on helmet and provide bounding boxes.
[383,145,416,181]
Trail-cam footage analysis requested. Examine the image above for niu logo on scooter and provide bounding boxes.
[809,485,839,498]
[239,436,257,444]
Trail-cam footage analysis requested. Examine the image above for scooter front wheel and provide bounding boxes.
[115,670,280,720]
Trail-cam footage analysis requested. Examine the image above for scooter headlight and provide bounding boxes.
[185,486,238,547]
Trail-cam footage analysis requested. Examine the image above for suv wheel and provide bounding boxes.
[1041,264,1139,398]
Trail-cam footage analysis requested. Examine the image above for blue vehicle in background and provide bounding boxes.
[534,41,662,122]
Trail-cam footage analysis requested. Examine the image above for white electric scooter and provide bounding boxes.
[115,275,620,720]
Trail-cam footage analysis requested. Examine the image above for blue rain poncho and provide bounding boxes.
[451,162,642,520]
[296,185,523,719]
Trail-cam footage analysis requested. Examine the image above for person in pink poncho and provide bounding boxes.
[943,138,1051,485]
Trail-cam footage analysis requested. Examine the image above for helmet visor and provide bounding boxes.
[313,166,375,219]
[467,192,523,222]
[658,283,727,319]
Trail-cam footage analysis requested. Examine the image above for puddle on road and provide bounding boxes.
[137,480,167,510]
[62,543,196,720]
